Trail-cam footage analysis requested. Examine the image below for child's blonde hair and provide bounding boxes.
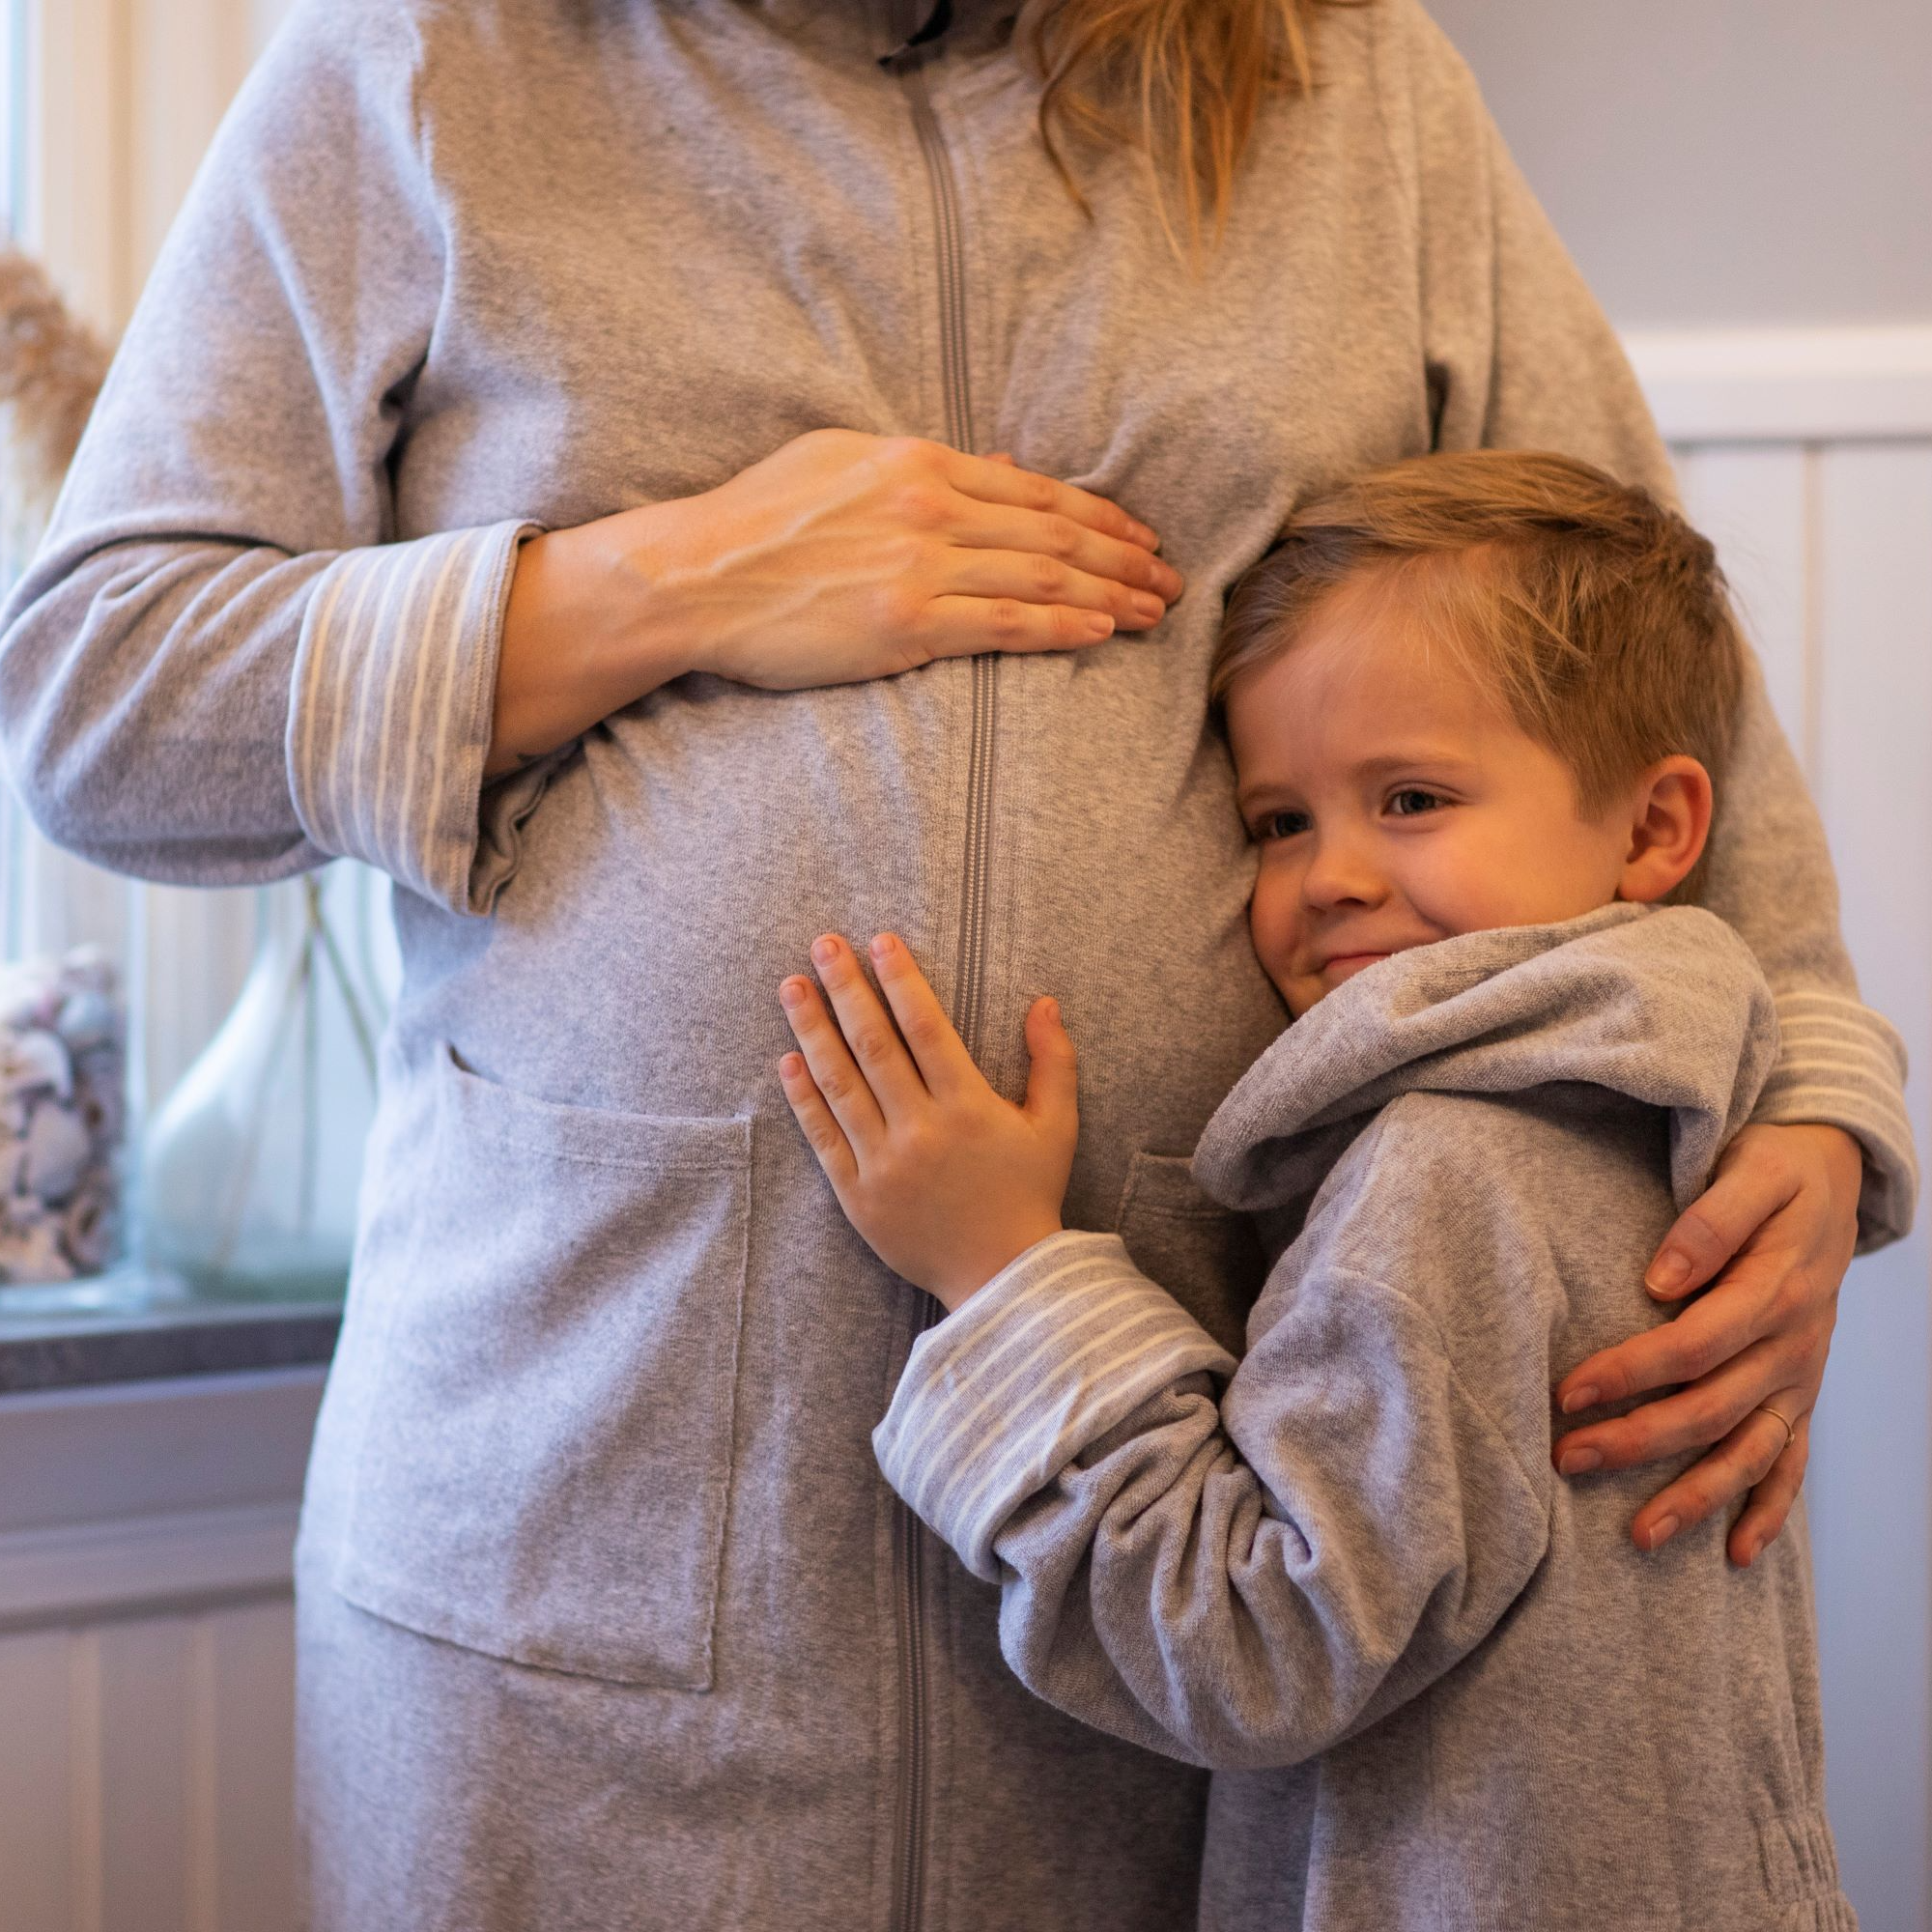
[1212,450,1747,900]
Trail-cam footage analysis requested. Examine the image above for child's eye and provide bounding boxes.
[1256,809,1312,840]
[1386,788,1445,818]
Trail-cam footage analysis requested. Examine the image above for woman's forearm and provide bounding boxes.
[487,510,696,780]
[487,429,1182,778]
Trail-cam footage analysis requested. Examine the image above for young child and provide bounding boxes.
[773,451,1855,1930]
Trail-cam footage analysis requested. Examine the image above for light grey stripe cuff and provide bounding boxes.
[288,520,543,916]
[873,1231,1235,1581]
[1755,992,1918,1250]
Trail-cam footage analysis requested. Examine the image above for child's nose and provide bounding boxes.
[1300,832,1386,910]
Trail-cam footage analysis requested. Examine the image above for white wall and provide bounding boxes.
[1644,367,1932,1929]
[1430,0,1932,328]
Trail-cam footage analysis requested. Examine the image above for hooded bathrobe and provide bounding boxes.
[0,0,1912,1922]
[878,906,1859,1930]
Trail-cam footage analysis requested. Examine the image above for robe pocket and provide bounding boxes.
[1114,1150,1265,1358]
[332,1043,752,1690]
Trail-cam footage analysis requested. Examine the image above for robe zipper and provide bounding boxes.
[884,17,988,1931]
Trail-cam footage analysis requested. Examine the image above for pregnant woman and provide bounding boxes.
[0,0,1912,1926]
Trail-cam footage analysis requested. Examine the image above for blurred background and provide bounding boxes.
[0,1,1925,1926]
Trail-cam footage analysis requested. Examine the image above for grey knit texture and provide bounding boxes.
[0,0,1908,1921]
[881,907,1857,1930]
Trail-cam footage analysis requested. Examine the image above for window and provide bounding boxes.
[1,0,382,1305]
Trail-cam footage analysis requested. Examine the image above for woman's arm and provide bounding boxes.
[1387,0,1917,1554]
[487,434,1182,778]
[0,2,1179,916]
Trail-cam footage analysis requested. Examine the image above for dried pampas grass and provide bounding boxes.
[0,247,111,558]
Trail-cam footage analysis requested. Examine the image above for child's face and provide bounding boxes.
[1226,573,1653,1020]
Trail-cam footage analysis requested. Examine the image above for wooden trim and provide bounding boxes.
[1626,327,1932,444]
[0,1502,298,1630]
[0,1365,324,1536]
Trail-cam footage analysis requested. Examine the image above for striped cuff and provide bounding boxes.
[287,521,549,916]
[1754,990,1918,1250]
[873,1231,1235,1581]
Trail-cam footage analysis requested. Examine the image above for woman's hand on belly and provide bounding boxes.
[776,930,1078,1313]
[1548,1122,1862,1567]
[487,430,1181,776]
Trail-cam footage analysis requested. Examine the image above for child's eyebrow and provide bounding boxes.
[1235,777,1297,815]
[1348,748,1483,781]
[1236,748,1480,809]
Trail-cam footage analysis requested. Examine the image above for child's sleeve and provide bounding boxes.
[1380,0,1917,1248]
[873,1226,1550,1773]
[0,0,560,917]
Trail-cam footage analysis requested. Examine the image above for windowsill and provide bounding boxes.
[0,1267,343,1394]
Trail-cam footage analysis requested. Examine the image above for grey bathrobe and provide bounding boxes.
[877,906,1858,1931]
[0,0,1912,1924]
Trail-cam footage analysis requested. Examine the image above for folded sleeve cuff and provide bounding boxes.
[1754,990,1918,1251]
[287,520,551,916]
[873,1231,1236,1581]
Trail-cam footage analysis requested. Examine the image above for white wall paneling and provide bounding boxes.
[0,1368,321,1932]
[1629,327,1932,445]
[0,1604,299,1932]
[1648,335,1932,1931]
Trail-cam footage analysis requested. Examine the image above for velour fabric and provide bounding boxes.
[0,0,1908,1921]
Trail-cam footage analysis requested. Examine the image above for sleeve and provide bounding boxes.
[0,0,560,918]
[873,1230,1550,1772]
[1378,0,1915,1248]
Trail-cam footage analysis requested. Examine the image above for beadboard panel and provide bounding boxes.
[1798,444,1932,1932]
[0,1604,298,1932]
[0,1369,317,1932]
[1668,429,1932,1932]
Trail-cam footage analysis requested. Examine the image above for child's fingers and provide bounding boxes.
[1022,996,1079,1137]
[777,1051,860,1192]
[780,971,886,1152]
[867,932,981,1096]
[808,933,929,1120]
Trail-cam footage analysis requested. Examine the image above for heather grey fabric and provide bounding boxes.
[0,0,1909,1922]
[878,905,1859,1931]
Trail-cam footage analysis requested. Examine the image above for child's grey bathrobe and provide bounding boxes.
[0,0,1912,1922]
[878,906,1857,1931]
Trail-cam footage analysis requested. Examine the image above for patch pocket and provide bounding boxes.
[333,1043,751,1690]
[1114,1151,1266,1357]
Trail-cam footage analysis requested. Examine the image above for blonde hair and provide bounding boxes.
[1013,0,1350,267]
[1212,450,1747,899]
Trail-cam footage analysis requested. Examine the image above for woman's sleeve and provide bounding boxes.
[1378,0,1916,1247]
[0,0,557,918]
[872,1231,1550,1772]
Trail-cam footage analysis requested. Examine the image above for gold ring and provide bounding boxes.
[1755,1402,1798,1454]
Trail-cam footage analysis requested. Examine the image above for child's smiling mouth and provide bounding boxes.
[1320,951,1394,982]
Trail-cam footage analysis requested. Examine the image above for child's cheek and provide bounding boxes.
[1396,826,1503,938]
[1247,870,1308,1009]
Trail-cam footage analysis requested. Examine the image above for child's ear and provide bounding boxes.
[1615,756,1714,904]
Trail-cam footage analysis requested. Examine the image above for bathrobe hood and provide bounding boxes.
[1194,903,1780,1218]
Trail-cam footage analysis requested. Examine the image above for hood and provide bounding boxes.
[1193,903,1779,1216]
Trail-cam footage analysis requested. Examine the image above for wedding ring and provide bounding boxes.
[1754,1402,1798,1454]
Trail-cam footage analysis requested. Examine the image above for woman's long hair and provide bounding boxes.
[1012,0,1349,268]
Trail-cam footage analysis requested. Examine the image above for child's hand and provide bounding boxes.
[777,932,1077,1312]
